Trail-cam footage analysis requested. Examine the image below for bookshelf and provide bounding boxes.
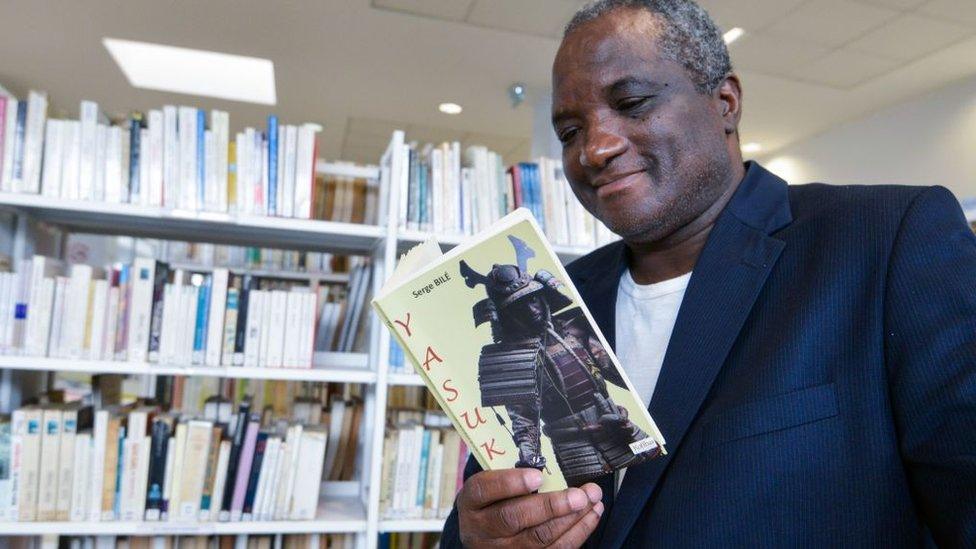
[0,121,597,547]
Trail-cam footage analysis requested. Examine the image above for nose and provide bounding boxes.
[580,123,627,170]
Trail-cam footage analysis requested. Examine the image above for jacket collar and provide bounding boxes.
[580,162,793,549]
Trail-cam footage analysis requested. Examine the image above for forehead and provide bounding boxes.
[553,8,669,90]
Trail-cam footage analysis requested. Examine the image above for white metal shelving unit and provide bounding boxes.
[0,133,595,546]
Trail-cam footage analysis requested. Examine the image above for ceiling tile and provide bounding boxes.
[696,0,808,33]
[788,49,900,88]
[371,0,474,22]
[918,0,976,26]
[852,0,927,8]
[466,0,581,39]
[731,33,831,76]
[847,13,974,60]
[766,0,900,47]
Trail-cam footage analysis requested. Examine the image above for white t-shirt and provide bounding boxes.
[613,269,691,492]
[614,269,692,408]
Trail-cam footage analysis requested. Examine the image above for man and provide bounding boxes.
[460,236,658,485]
[441,0,976,547]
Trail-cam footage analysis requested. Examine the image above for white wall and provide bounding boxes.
[760,73,976,206]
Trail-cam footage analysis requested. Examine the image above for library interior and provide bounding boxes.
[1,1,975,548]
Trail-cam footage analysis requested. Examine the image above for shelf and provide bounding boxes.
[0,496,367,536]
[0,193,386,254]
[168,262,350,283]
[396,230,591,263]
[379,518,446,533]
[387,372,426,386]
[0,354,375,383]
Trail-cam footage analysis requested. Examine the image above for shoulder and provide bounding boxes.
[782,183,966,245]
[564,240,624,286]
[787,183,959,226]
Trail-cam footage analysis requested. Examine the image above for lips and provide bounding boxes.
[594,171,643,199]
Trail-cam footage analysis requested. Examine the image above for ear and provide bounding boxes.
[715,73,742,136]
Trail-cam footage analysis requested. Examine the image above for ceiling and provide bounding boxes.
[0,0,975,165]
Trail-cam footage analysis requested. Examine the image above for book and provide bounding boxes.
[373,208,666,491]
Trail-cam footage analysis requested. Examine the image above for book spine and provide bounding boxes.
[68,432,90,521]
[219,403,250,519]
[243,289,263,367]
[56,409,78,520]
[37,408,61,521]
[147,262,169,362]
[0,99,14,191]
[40,119,63,197]
[220,287,239,366]
[129,113,144,204]
[208,440,231,522]
[10,101,26,192]
[191,275,211,365]
[0,96,6,188]
[196,108,205,209]
[229,418,259,521]
[114,265,130,360]
[163,105,179,209]
[178,106,197,210]
[22,91,47,193]
[148,109,164,207]
[87,410,107,521]
[267,116,278,216]
[144,420,169,520]
[242,432,269,519]
[128,258,157,363]
[205,269,228,366]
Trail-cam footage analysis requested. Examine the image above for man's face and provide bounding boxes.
[552,8,737,242]
[508,294,550,332]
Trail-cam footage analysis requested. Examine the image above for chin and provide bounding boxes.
[597,202,673,242]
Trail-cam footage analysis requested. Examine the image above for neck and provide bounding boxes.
[625,162,745,285]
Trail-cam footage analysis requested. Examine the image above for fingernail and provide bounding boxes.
[584,484,602,503]
[568,488,587,511]
[525,470,544,490]
[594,502,605,516]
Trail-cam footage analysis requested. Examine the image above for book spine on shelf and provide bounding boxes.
[229,416,259,521]
[21,91,47,194]
[267,115,278,216]
[196,108,206,210]
[148,109,164,207]
[128,258,158,363]
[241,431,268,519]
[220,287,239,366]
[205,268,228,366]
[191,274,212,365]
[128,113,142,204]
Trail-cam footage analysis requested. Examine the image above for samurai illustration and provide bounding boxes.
[460,235,660,486]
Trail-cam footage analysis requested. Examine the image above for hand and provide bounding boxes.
[458,468,604,548]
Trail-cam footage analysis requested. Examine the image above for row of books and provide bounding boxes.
[379,408,468,520]
[0,389,364,523]
[54,534,357,549]
[0,255,372,364]
[160,241,351,276]
[0,87,381,224]
[392,138,614,248]
[378,532,441,549]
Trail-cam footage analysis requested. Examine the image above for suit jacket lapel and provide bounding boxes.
[599,164,792,549]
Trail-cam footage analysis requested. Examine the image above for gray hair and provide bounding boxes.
[564,0,732,94]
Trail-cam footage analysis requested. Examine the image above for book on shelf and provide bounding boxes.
[372,208,666,492]
[0,86,380,225]
[0,379,363,523]
[389,134,616,249]
[379,401,468,521]
[378,532,442,549]
[54,534,358,549]
[0,252,373,366]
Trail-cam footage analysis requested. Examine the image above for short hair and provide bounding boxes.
[564,0,732,94]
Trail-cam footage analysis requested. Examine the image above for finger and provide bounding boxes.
[549,502,604,549]
[514,503,595,547]
[459,468,544,510]
[489,487,591,535]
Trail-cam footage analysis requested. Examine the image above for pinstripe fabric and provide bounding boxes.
[439,163,976,548]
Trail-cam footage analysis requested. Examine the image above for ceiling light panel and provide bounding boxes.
[103,37,277,105]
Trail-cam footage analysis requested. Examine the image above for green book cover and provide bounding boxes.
[373,208,666,492]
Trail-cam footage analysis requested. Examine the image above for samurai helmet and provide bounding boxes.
[460,235,569,311]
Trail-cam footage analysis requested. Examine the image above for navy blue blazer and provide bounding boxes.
[440,162,976,547]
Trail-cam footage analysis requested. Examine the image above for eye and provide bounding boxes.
[557,127,579,144]
[617,96,650,111]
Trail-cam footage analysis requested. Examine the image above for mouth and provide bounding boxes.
[594,171,644,199]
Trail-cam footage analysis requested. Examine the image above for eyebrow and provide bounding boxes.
[608,76,660,94]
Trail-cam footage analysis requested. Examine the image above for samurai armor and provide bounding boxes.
[478,339,543,407]
[543,402,655,486]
